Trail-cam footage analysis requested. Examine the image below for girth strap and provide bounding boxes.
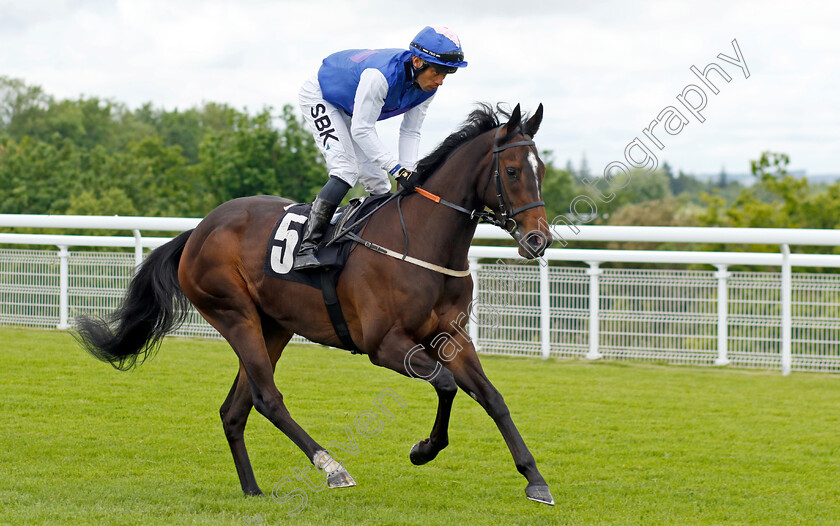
[319,272,362,354]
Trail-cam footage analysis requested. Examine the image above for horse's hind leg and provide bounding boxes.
[220,365,260,495]
[219,329,293,496]
[209,310,355,492]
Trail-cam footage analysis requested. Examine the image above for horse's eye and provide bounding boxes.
[505,167,518,178]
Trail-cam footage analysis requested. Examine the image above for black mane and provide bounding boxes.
[414,103,507,183]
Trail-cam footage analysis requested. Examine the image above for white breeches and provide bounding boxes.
[298,75,392,195]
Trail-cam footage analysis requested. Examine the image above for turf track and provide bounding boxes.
[2,327,839,525]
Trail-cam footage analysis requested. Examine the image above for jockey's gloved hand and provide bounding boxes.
[390,165,417,190]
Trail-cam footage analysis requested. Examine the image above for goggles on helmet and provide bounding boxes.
[410,42,464,73]
[429,62,459,75]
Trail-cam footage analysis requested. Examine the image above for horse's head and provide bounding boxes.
[479,103,552,259]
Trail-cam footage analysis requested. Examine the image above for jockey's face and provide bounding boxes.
[412,56,447,92]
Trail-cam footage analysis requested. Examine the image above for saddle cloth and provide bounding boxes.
[263,194,391,289]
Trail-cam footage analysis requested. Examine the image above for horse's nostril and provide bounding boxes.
[527,233,545,249]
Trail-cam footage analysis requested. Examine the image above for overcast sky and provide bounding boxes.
[2,0,838,177]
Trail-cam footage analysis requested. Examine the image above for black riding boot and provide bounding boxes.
[293,197,338,271]
[293,177,351,271]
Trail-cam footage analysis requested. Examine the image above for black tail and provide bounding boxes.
[75,229,194,370]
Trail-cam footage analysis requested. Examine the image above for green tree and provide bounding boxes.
[539,150,576,220]
[116,136,194,215]
[66,188,138,216]
[670,169,710,201]
[1,75,509,218]
[132,103,226,164]
[0,136,82,213]
[699,151,840,232]
[585,169,672,223]
[274,104,326,203]
[198,108,280,205]
[0,76,51,135]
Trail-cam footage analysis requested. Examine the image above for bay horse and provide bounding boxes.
[76,103,555,505]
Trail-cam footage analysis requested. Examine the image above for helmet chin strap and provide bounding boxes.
[409,59,429,88]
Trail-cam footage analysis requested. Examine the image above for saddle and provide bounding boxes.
[263,193,394,353]
[264,193,392,284]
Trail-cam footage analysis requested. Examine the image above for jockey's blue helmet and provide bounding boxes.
[410,26,468,74]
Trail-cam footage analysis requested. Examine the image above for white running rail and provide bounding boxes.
[3,214,840,375]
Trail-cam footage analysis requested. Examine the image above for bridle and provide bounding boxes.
[414,125,545,235]
[332,124,547,278]
[479,126,545,233]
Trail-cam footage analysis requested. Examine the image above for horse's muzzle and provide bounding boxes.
[513,228,551,259]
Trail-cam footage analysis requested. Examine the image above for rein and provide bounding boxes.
[324,188,472,277]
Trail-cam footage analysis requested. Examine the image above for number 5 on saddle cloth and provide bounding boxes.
[263,194,393,353]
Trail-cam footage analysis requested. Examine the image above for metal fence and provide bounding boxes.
[469,262,840,373]
[3,215,840,374]
[1,248,227,340]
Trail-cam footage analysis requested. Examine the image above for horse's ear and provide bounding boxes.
[524,103,543,137]
[505,103,522,134]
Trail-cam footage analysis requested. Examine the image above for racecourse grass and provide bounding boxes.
[1,328,839,525]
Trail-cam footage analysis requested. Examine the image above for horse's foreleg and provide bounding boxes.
[443,343,554,506]
[410,365,457,465]
[370,336,457,465]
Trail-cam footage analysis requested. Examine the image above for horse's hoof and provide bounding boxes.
[525,484,555,505]
[409,439,438,465]
[243,487,264,497]
[327,469,356,488]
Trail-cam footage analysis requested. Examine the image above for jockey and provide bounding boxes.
[294,26,468,271]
